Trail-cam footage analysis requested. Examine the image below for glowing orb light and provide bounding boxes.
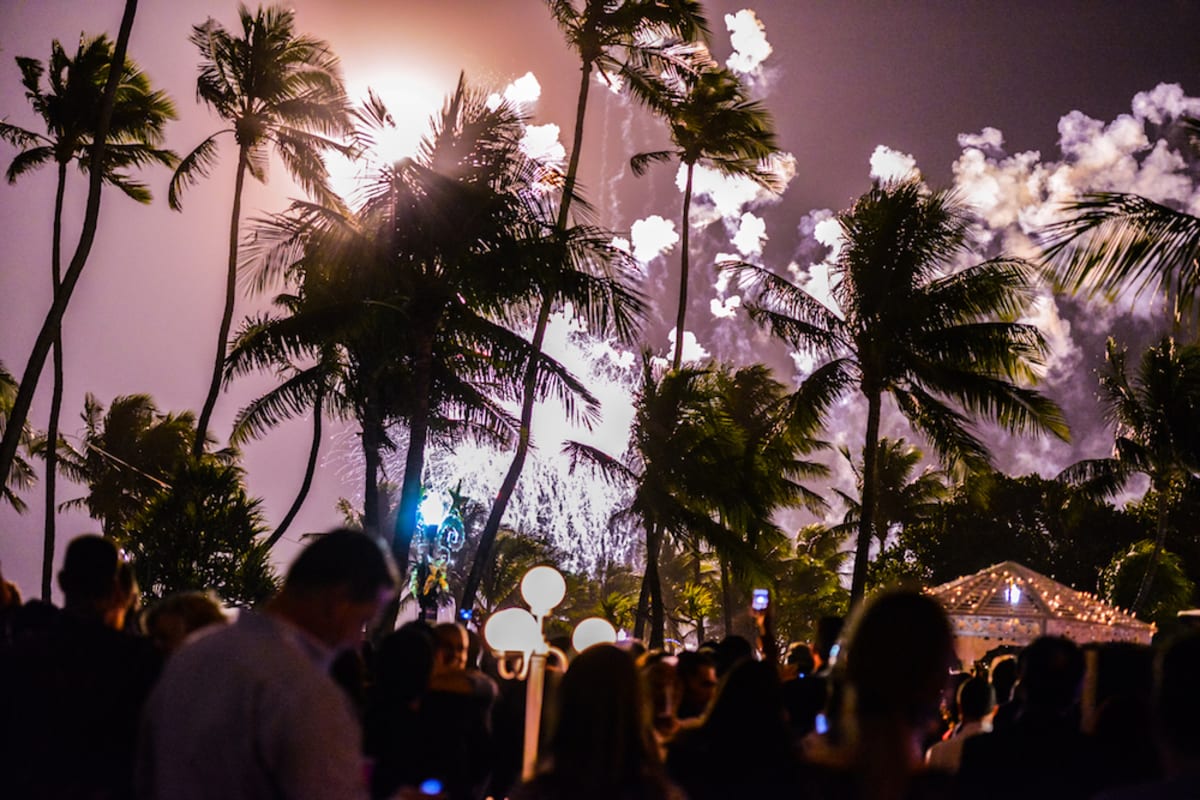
[571,617,617,652]
[520,566,566,617]
[484,607,541,653]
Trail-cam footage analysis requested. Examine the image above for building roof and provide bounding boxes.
[927,561,1153,645]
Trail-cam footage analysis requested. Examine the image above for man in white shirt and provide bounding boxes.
[138,530,396,800]
[926,675,994,773]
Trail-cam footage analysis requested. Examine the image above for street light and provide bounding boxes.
[483,564,616,779]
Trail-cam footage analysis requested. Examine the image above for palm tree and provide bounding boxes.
[1041,191,1200,316]
[1,33,176,600]
[224,302,348,548]
[243,78,638,592]
[58,394,220,538]
[1058,336,1200,613]
[458,0,705,619]
[169,3,352,456]
[832,437,950,550]
[632,62,779,370]
[0,361,37,514]
[734,178,1070,602]
[567,355,766,647]
[707,363,829,636]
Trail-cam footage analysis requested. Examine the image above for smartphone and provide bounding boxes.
[814,712,829,735]
[419,779,443,796]
[751,588,769,611]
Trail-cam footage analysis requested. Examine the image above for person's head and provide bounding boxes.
[714,635,754,676]
[1016,636,1084,714]
[275,530,397,651]
[545,643,657,785]
[145,591,227,654]
[373,622,435,709]
[957,675,995,723]
[840,589,957,730]
[432,622,468,672]
[58,535,131,627]
[1154,632,1200,771]
[676,650,718,713]
[815,616,845,670]
[639,654,681,732]
[786,642,816,678]
[990,655,1018,704]
[702,658,791,757]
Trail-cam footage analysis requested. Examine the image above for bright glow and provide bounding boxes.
[418,492,446,527]
[725,10,773,75]
[328,73,445,205]
[869,144,920,182]
[484,607,542,653]
[1006,584,1022,605]
[521,565,566,616]
[572,617,618,652]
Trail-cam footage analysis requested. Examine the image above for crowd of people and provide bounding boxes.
[1,530,1198,800]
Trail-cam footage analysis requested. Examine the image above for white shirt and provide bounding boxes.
[137,611,368,800]
[925,718,992,774]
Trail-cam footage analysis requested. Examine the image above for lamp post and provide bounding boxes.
[483,564,616,780]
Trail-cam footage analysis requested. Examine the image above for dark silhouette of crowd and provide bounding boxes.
[2,532,1199,799]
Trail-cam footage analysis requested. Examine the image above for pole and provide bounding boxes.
[522,649,547,780]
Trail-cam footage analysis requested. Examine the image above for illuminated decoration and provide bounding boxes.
[521,565,567,617]
[410,483,469,621]
[927,561,1154,666]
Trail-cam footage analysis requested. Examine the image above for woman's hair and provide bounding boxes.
[544,644,659,789]
[699,658,792,760]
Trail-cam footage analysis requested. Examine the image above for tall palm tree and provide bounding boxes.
[633,62,779,370]
[244,78,641,590]
[1058,336,1200,613]
[567,356,766,646]
[0,361,37,514]
[735,178,1070,602]
[169,3,352,456]
[1,33,176,600]
[459,0,706,619]
[832,437,950,550]
[224,301,348,548]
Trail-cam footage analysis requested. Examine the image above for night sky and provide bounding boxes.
[2,0,1198,598]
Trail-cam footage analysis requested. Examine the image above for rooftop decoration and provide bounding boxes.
[927,561,1154,662]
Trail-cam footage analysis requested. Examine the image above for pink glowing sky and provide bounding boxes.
[1,0,1196,598]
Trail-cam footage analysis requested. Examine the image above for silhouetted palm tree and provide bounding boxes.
[169,3,352,455]
[0,361,37,514]
[0,0,143,598]
[1059,336,1200,613]
[633,62,779,370]
[735,178,1069,602]
[832,437,949,550]
[458,0,704,619]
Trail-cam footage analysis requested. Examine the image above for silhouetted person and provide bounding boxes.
[958,635,1098,800]
[1083,642,1157,792]
[366,621,437,799]
[988,654,1019,731]
[143,590,227,655]
[138,530,396,800]
[513,644,683,800]
[667,658,803,799]
[675,650,718,721]
[925,675,993,773]
[802,588,958,800]
[1094,633,1200,799]
[0,534,160,800]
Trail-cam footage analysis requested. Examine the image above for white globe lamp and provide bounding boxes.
[520,565,566,617]
[483,607,541,653]
[571,617,618,653]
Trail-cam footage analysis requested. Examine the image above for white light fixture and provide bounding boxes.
[484,607,543,654]
[418,493,447,527]
[571,617,618,652]
[520,565,566,617]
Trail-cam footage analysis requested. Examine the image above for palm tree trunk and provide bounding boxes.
[849,390,882,604]
[41,161,69,600]
[362,405,382,535]
[460,60,594,620]
[266,389,322,548]
[1132,487,1169,614]
[393,334,435,576]
[0,0,137,509]
[693,541,705,642]
[636,522,666,648]
[194,145,249,457]
[672,162,695,371]
[634,562,651,641]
